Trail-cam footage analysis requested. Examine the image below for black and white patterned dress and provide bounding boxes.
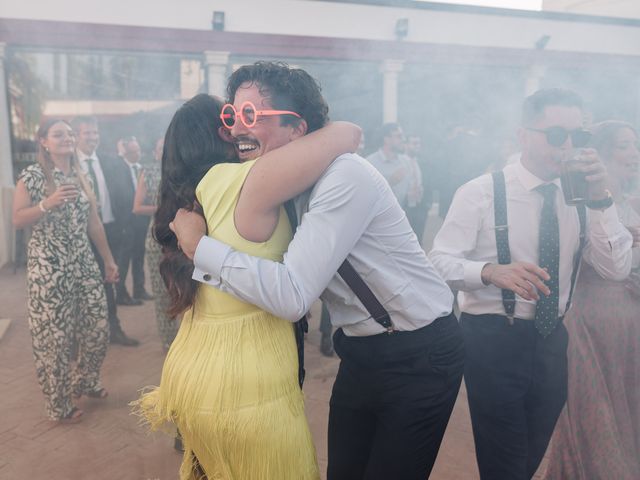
[143,163,178,349]
[20,164,109,420]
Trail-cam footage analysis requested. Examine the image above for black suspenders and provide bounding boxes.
[337,260,394,334]
[284,200,309,388]
[283,199,394,386]
[567,202,587,314]
[491,171,516,321]
[491,171,586,322]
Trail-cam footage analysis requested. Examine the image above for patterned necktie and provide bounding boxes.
[534,183,560,337]
[85,157,100,203]
[86,157,103,220]
[132,164,141,186]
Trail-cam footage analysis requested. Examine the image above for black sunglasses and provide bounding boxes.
[527,127,592,148]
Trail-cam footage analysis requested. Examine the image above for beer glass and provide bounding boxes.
[560,150,588,206]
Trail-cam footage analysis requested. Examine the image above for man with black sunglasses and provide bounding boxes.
[429,88,633,479]
[526,125,592,149]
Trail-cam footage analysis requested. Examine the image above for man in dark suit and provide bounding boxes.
[116,136,153,303]
[72,116,140,346]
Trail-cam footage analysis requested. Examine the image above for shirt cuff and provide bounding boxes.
[464,261,491,290]
[589,203,620,234]
[192,235,232,285]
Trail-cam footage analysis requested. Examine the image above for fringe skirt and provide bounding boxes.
[133,308,319,480]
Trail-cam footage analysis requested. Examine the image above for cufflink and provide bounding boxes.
[203,274,212,281]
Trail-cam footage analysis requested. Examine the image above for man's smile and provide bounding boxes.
[236,140,259,153]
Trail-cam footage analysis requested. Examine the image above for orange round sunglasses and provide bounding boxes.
[220,101,301,129]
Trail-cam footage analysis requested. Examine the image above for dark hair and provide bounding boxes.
[522,88,583,126]
[381,123,401,139]
[227,61,329,133]
[154,93,234,317]
[121,136,138,146]
[375,122,401,149]
[70,115,98,131]
[590,120,637,159]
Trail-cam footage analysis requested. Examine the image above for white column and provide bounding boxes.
[636,80,640,128]
[204,51,230,99]
[524,63,547,96]
[0,43,14,268]
[380,59,404,124]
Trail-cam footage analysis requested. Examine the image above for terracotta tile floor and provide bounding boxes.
[0,266,548,479]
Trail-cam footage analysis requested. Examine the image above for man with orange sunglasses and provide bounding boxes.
[171,61,463,480]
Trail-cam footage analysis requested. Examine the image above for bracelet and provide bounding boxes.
[38,200,50,214]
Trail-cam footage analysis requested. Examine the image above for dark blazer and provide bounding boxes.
[98,154,135,229]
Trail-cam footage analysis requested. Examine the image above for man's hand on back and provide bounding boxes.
[169,208,207,260]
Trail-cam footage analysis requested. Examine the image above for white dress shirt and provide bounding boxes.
[192,153,454,336]
[77,150,115,224]
[367,150,412,207]
[406,155,424,208]
[428,160,633,320]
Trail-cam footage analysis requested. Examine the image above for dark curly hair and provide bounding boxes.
[227,61,329,133]
[154,93,235,317]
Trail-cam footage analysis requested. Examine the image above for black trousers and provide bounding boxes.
[116,217,148,297]
[320,302,332,335]
[131,216,149,294]
[327,313,464,480]
[460,313,568,480]
[93,222,122,331]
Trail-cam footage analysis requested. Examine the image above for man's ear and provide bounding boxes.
[289,119,308,141]
[218,126,235,143]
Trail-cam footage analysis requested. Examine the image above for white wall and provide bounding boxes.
[543,0,640,19]
[2,0,640,57]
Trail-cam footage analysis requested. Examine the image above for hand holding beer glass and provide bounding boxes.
[560,147,608,206]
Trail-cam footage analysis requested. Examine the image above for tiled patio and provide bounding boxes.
[0,265,547,479]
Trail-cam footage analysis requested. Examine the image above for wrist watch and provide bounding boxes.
[586,190,614,211]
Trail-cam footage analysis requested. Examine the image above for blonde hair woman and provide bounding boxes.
[13,118,118,423]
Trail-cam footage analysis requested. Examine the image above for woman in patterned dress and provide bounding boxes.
[133,137,178,350]
[12,119,119,423]
[544,120,640,479]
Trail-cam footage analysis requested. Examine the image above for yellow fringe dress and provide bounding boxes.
[134,161,319,480]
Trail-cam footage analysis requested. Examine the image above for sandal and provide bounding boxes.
[57,407,84,424]
[86,388,109,399]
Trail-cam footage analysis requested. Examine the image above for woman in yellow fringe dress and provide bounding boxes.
[133,93,361,479]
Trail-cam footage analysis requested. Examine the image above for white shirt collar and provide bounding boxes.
[514,158,561,192]
[76,149,98,162]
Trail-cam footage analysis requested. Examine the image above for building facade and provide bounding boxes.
[543,0,640,19]
[1,0,640,267]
